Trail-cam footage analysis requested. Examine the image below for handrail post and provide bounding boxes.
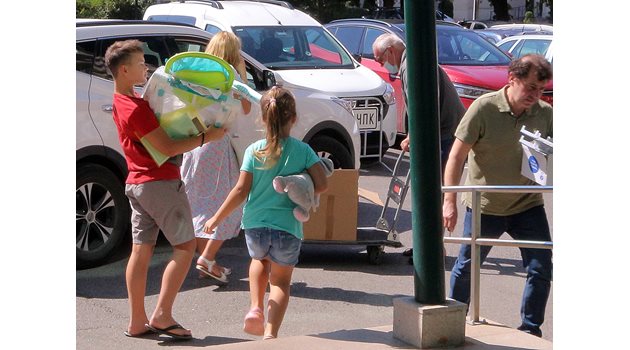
[470,189,481,323]
[442,185,552,325]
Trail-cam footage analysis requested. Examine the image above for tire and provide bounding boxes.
[367,245,384,265]
[76,163,130,269]
[309,135,354,169]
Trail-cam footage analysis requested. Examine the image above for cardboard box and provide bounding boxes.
[521,144,553,185]
[303,169,359,241]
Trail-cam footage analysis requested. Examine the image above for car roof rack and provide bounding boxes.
[76,19,197,29]
[173,0,293,10]
[175,0,223,9]
[247,0,293,9]
[329,18,396,27]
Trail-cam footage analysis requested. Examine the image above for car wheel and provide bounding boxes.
[309,135,353,169]
[76,163,130,269]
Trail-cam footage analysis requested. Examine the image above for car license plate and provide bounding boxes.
[353,108,378,130]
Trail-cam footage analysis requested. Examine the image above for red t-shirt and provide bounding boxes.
[112,93,180,184]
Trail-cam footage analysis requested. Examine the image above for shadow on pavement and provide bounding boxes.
[291,281,407,307]
[77,228,527,304]
[313,328,414,348]
[153,335,249,347]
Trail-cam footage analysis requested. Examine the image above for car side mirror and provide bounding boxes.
[351,53,362,63]
[263,70,276,89]
[389,73,399,81]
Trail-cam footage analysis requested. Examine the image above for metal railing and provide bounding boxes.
[441,185,553,324]
[347,96,393,172]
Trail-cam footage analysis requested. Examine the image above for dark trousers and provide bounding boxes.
[449,205,552,334]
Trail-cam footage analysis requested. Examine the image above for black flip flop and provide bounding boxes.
[145,323,192,340]
[123,329,156,338]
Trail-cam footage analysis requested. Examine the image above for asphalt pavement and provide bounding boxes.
[76,148,552,349]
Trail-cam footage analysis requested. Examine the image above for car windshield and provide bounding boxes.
[394,24,511,66]
[233,26,355,70]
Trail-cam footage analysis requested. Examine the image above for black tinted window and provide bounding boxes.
[361,28,386,58]
[436,26,511,65]
[166,36,208,56]
[94,36,171,81]
[147,15,196,26]
[77,41,95,74]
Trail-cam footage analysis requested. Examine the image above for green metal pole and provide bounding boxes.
[404,0,445,304]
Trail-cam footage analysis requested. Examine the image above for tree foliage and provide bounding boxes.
[75,0,416,24]
[289,0,370,23]
[76,0,154,20]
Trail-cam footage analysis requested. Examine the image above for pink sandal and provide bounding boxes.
[243,307,265,336]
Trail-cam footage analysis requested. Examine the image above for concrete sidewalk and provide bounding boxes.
[155,320,551,349]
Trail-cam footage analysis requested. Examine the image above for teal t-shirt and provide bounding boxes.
[241,137,320,239]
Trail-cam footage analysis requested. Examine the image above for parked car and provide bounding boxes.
[458,20,489,30]
[491,23,553,32]
[326,19,513,134]
[366,6,457,23]
[459,20,501,45]
[497,34,553,105]
[479,23,553,40]
[76,19,360,268]
[144,0,397,159]
[475,30,503,44]
[497,34,553,63]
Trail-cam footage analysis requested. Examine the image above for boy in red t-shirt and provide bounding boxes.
[105,40,225,340]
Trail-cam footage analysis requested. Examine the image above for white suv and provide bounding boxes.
[144,0,398,160]
[76,19,360,268]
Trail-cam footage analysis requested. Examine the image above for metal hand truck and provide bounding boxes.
[303,150,411,264]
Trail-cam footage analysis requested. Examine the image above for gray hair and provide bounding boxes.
[372,33,405,53]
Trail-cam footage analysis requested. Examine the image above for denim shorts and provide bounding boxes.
[244,227,302,266]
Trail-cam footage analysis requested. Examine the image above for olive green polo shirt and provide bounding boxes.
[455,86,552,216]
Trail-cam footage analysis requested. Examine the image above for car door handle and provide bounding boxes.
[102,104,113,113]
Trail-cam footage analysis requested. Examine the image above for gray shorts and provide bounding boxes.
[125,180,195,246]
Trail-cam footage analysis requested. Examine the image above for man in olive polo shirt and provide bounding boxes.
[442,54,552,338]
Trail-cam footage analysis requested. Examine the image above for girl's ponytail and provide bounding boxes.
[255,86,296,168]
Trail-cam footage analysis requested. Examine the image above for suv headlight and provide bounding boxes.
[453,83,494,99]
[331,97,353,115]
[382,83,396,105]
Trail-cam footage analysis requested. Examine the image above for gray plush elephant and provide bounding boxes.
[272,158,334,222]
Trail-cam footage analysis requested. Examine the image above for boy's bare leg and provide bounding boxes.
[249,259,271,311]
[126,243,154,335]
[264,261,294,338]
[148,239,196,337]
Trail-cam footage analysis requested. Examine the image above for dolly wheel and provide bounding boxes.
[367,245,384,265]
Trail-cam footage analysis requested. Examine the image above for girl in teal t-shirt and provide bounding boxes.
[202,86,328,339]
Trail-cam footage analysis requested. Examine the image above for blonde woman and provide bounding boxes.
[181,31,252,283]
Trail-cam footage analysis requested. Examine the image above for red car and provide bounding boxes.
[326,19,535,134]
